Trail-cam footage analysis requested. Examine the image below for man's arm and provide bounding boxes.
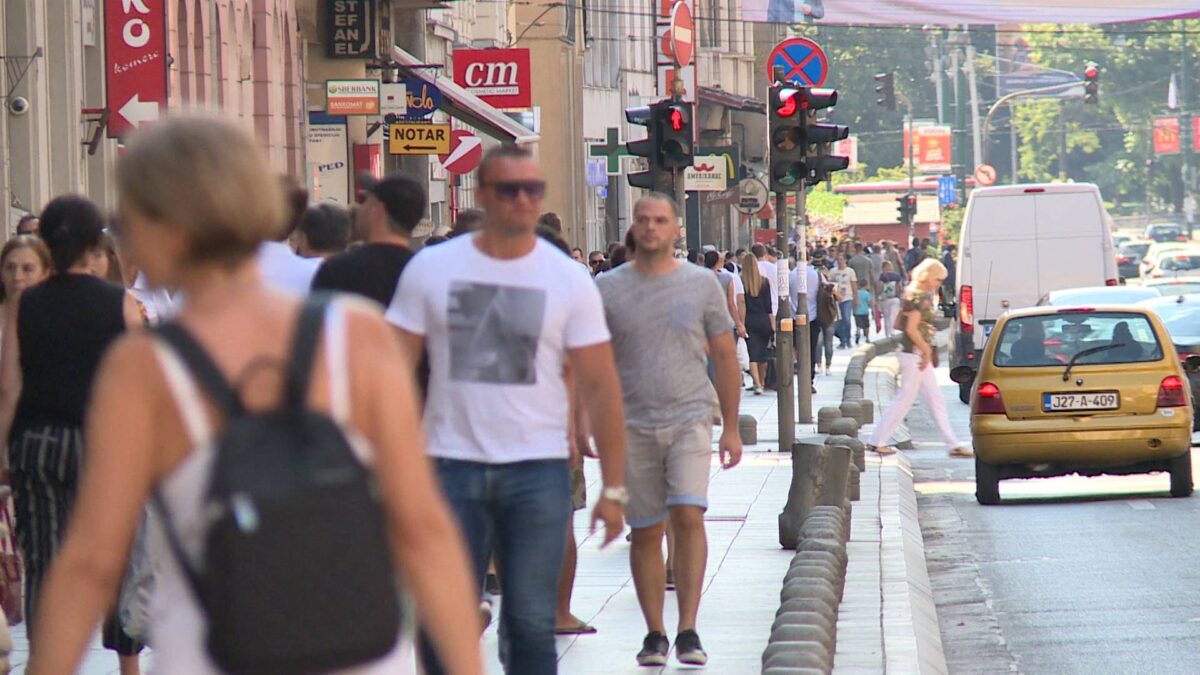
[567,342,626,546]
[708,331,743,468]
[395,328,425,368]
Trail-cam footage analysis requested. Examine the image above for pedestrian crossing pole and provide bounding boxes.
[775,192,795,451]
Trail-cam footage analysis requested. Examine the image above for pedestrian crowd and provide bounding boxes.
[0,113,756,675]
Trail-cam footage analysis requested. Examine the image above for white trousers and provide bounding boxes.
[869,351,962,449]
[880,298,901,337]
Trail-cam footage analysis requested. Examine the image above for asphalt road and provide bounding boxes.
[904,362,1200,675]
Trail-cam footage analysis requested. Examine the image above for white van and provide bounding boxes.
[949,183,1117,402]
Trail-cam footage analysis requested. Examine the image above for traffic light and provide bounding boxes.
[874,72,896,110]
[657,101,693,169]
[625,103,668,191]
[768,85,806,192]
[897,193,917,226]
[803,88,850,186]
[1083,62,1099,104]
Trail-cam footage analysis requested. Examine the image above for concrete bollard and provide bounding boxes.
[763,652,831,673]
[771,609,835,635]
[761,642,832,670]
[828,417,859,438]
[762,668,826,675]
[843,369,865,386]
[776,596,839,623]
[842,385,864,401]
[738,414,757,445]
[797,538,847,571]
[783,563,839,587]
[858,398,875,424]
[770,624,834,648]
[780,576,840,605]
[848,463,861,501]
[778,439,823,549]
[816,407,841,433]
[838,401,863,426]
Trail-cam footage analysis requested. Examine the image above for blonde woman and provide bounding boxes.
[26,115,482,675]
[740,253,773,395]
[0,236,51,337]
[867,258,971,458]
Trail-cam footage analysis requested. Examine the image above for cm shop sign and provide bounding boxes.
[389,123,450,155]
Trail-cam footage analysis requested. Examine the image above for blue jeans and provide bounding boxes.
[419,458,570,675]
[836,300,853,345]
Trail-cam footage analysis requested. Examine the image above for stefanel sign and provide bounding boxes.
[325,0,375,59]
[105,0,167,138]
[453,48,532,109]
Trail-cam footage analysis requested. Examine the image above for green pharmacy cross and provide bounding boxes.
[588,127,629,175]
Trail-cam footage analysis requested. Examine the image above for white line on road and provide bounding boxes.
[1126,499,1157,510]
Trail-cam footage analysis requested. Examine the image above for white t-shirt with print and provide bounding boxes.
[386,234,611,464]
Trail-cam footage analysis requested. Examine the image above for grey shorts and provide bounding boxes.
[625,419,714,529]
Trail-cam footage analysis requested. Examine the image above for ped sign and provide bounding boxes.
[389,123,450,155]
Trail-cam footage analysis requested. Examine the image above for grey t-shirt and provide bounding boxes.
[598,262,734,428]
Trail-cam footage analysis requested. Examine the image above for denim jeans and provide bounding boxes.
[419,458,570,675]
[836,300,853,345]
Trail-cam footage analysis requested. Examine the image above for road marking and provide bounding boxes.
[1126,499,1156,510]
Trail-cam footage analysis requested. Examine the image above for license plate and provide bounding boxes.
[1042,391,1120,413]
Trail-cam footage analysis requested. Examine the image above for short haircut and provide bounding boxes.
[750,243,766,258]
[633,192,679,220]
[117,113,284,268]
[38,194,104,273]
[299,203,352,253]
[370,173,426,234]
[476,144,534,185]
[451,208,485,236]
[15,213,38,235]
[537,212,563,234]
[536,225,570,255]
[704,250,721,268]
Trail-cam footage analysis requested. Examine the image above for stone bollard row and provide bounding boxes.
[739,414,758,445]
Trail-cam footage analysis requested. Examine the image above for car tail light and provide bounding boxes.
[1116,255,1130,264]
[974,382,1006,414]
[959,285,973,334]
[1178,235,1188,242]
[1157,376,1187,407]
[1105,278,1118,286]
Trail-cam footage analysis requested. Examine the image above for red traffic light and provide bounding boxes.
[1083,62,1099,80]
[777,96,797,117]
[905,195,916,207]
[668,107,684,131]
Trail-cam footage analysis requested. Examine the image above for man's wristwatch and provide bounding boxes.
[600,486,630,506]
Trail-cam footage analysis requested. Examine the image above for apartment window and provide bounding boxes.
[701,0,720,49]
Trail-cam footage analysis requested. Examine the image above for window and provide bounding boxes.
[993,313,1163,368]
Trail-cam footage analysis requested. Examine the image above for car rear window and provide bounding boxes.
[1160,255,1200,272]
[1150,282,1200,296]
[1149,302,1200,338]
[1128,243,1151,255]
[993,312,1164,367]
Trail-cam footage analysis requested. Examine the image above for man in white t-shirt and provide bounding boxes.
[256,179,319,295]
[388,145,627,675]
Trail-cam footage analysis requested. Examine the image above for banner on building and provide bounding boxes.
[1153,116,1181,156]
[831,136,859,170]
[453,48,532,109]
[326,79,379,115]
[1193,116,1200,153]
[903,125,952,174]
[306,111,350,204]
[326,0,376,58]
[736,1,1199,24]
[684,155,729,191]
[104,0,167,137]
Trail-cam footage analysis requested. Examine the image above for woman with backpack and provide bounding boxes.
[740,253,773,395]
[26,115,482,674]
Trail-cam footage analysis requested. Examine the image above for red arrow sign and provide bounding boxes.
[439,130,484,175]
[105,0,167,138]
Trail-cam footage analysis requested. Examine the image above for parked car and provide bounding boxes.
[1143,278,1200,297]
[1145,222,1188,243]
[1138,294,1200,430]
[1117,240,1152,280]
[953,305,1194,505]
[949,183,1118,403]
[1038,286,1161,307]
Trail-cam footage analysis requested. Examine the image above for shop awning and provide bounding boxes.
[698,86,765,114]
[392,46,539,145]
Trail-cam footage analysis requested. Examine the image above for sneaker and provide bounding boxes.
[675,629,708,666]
[665,568,676,591]
[637,631,670,666]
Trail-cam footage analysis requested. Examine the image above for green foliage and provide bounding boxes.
[806,184,846,221]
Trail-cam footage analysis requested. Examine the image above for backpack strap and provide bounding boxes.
[284,294,334,410]
[153,323,245,418]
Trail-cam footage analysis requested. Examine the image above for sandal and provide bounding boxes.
[948,447,974,458]
[555,620,598,635]
[869,445,897,456]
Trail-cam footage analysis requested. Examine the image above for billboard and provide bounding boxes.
[452,48,532,109]
[736,1,1200,24]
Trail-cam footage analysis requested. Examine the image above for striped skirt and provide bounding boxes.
[10,424,142,655]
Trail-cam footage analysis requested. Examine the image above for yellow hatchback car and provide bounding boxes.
[952,305,1195,505]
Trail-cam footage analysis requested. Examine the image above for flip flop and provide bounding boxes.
[555,621,598,635]
[870,445,897,456]
[948,447,974,458]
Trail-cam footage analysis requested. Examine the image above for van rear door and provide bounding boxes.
[966,194,1039,351]
[1032,190,1109,295]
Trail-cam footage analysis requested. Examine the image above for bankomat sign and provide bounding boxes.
[452,48,531,109]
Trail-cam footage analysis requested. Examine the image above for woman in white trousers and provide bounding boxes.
[868,258,972,458]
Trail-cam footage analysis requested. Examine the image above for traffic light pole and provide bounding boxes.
[794,185,812,424]
[774,191,795,450]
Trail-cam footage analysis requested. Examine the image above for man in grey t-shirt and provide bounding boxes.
[597,194,742,668]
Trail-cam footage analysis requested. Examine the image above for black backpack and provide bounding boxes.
[152,295,401,674]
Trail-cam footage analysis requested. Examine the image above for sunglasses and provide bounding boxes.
[485,180,546,201]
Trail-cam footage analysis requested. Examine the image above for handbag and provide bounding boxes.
[0,487,23,626]
[735,337,750,371]
[118,508,158,643]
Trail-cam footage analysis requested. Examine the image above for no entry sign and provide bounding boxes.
[669,1,694,68]
[765,37,827,87]
[105,0,167,137]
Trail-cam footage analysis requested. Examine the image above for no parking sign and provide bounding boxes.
[765,37,828,87]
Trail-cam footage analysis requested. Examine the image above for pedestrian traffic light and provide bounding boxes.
[803,88,850,186]
[874,72,896,110]
[657,101,694,170]
[1083,62,1099,104]
[625,104,669,191]
[768,85,806,192]
[897,193,917,226]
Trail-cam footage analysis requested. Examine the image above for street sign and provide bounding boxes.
[326,79,379,115]
[400,78,442,119]
[669,1,694,68]
[438,129,483,174]
[735,178,769,215]
[104,0,167,137]
[973,163,997,186]
[937,176,957,206]
[765,37,827,87]
[1154,116,1182,155]
[684,155,728,191]
[388,122,450,155]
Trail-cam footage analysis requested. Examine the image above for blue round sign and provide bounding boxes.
[765,38,828,87]
[400,77,443,119]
